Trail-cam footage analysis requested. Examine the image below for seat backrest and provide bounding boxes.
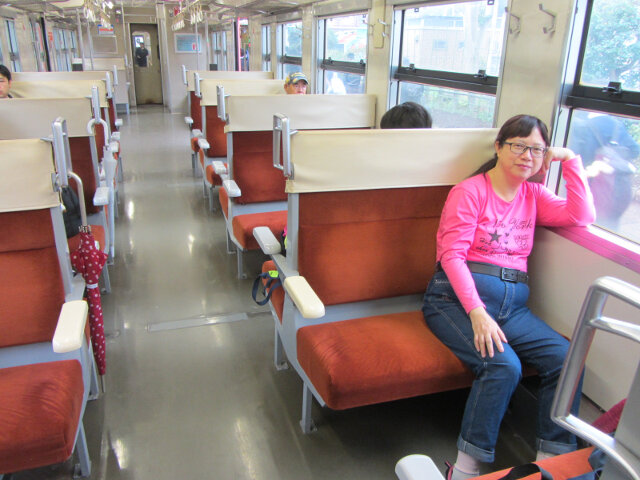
[10,79,109,108]
[0,98,102,215]
[286,128,497,306]
[225,94,377,206]
[186,70,274,92]
[200,79,284,158]
[190,91,202,131]
[0,139,68,347]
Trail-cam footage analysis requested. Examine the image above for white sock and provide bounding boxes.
[454,450,480,476]
[536,450,555,461]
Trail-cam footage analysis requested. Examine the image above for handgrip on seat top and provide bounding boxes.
[195,72,202,98]
[273,114,295,178]
[181,64,188,85]
[216,85,230,121]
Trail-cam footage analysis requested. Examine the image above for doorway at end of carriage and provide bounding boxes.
[131,24,163,105]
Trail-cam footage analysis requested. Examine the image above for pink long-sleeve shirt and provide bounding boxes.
[438,157,595,314]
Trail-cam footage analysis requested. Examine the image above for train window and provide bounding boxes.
[5,19,21,72]
[277,21,302,79]
[210,30,228,71]
[389,0,508,127]
[560,0,640,245]
[317,13,367,94]
[262,24,271,72]
[0,38,3,65]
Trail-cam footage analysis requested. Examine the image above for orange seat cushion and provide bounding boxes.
[0,360,84,474]
[191,136,200,153]
[232,131,286,205]
[205,163,225,187]
[232,211,287,251]
[475,448,595,480]
[0,209,65,347]
[219,187,229,219]
[67,225,105,254]
[297,310,473,410]
[205,106,227,157]
[190,91,202,131]
[262,261,284,322]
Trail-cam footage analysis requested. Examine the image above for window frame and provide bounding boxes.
[277,20,302,79]
[551,0,640,273]
[261,24,272,72]
[388,2,507,126]
[5,19,21,72]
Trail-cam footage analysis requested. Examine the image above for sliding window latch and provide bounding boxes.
[602,82,623,96]
[474,70,488,81]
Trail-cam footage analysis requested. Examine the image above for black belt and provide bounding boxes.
[436,261,529,284]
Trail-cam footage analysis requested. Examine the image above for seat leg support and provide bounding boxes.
[274,329,288,371]
[236,249,246,280]
[74,423,91,478]
[101,264,112,294]
[208,186,216,212]
[300,383,316,434]
[226,231,235,255]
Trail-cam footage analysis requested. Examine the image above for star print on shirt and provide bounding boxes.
[489,230,502,244]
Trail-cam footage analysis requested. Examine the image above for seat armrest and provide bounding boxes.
[115,119,123,128]
[109,140,120,153]
[197,138,210,150]
[111,131,120,141]
[283,276,325,319]
[254,226,281,254]
[395,455,444,480]
[94,186,110,206]
[212,161,227,175]
[53,300,89,353]
[191,128,203,138]
[185,116,194,126]
[223,179,241,198]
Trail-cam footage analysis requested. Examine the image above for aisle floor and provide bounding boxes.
[13,106,575,480]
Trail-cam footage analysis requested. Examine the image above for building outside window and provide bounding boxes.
[389,0,508,127]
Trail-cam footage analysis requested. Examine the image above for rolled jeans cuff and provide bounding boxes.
[536,438,577,456]
[457,435,495,463]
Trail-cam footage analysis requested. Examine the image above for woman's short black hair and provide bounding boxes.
[380,101,433,129]
[0,64,11,82]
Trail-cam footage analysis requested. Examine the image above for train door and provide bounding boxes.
[131,24,163,105]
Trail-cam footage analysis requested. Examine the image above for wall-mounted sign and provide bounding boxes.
[98,24,115,36]
[175,33,201,53]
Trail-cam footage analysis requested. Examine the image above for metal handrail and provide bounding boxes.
[552,276,640,480]
[182,65,188,86]
[195,72,202,98]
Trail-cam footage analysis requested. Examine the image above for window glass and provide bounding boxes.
[400,0,507,76]
[567,111,640,241]
[398,82,494,127]
[282,63,301,77]
[283,21,302,57]
[325,14,367,62]
[580,0,640,92]
[323,70,364,94]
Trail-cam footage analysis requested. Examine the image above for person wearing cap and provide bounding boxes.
[0,65,12,99]
[284,72,308,95]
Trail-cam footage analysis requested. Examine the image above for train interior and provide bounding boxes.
[0,0,639,479]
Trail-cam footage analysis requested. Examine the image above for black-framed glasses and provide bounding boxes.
[504,142,548,158]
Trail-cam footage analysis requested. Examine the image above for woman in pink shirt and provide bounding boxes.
[422,115,595,480]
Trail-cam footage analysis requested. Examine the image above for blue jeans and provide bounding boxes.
[422,271,581,463]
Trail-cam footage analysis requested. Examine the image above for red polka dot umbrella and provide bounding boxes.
[70,226,107,375]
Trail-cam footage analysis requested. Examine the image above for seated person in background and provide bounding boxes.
[0,65,12,99]
[284,72,308,95]
[380,101,432,128]
[422,114,595,480]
